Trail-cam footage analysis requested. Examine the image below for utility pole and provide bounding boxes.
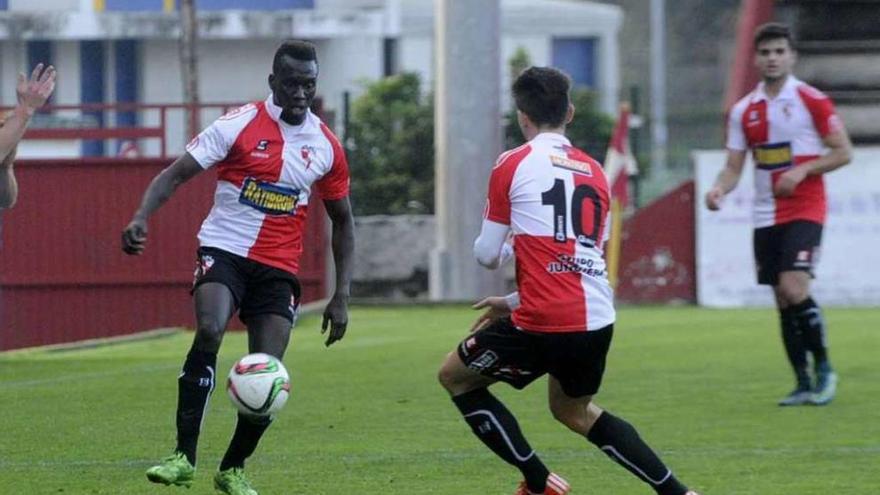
[429,0,504,301]
[650,0,668,182]
[179,0,200,140]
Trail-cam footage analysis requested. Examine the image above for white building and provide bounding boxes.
[0,0,622,157]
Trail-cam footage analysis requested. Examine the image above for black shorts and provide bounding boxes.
[457,317,613,398]
[753,220,823,286]
[193,246,301,324]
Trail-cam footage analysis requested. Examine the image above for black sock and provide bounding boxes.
[219,413,273,471]
[452,389,549,493]
[791,297,830,371]
[780,307,811,388]
[175,349,217,466]
[587,411,688,495]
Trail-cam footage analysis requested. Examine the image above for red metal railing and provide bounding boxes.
[5,102,246,159]
[0,102,330,350]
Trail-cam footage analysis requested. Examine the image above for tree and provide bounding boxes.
[504,48,613,160]
[347,73,434,216]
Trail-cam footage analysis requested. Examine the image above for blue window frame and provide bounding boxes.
[551,37,597,88]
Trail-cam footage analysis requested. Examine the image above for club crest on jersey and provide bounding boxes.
[782,103,792,120]
[238,178,300,216]
[754,142,793,171]
[301,145,315,170]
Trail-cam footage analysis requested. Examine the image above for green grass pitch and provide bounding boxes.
[1,305,878,494]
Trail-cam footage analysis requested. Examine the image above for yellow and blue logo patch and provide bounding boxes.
[239,178,300,215]
[754,142,793,171]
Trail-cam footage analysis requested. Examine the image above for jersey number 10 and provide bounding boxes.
[541,178,603,248]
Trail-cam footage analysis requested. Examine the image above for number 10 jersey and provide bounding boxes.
[485,132,615,333]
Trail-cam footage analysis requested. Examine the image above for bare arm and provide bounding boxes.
[774,129,853,197]
[705,149,747,210]
[121,153,204,254]
[0,64,56,161]
[320,195,355,347]
[0,146,18,209]
[0,64,56,209]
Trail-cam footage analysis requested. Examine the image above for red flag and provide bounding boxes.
[603,103,638,288]
[603,103,638,208]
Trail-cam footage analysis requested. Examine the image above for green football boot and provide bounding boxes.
[146,452,195,488]
[214,467,258,495]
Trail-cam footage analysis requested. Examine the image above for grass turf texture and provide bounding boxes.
[1,306,878,494]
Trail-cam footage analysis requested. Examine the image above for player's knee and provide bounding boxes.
[550,402,587,433]
[437,354,469,394]
[437,360,457,391]
[194,318,225,350]
[778,281,807,305]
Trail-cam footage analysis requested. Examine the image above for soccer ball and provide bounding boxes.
[226,353,291,417]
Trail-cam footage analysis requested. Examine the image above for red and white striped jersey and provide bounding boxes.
[186,96,349,274]
[727,76,843,228]
[485,133,615,332]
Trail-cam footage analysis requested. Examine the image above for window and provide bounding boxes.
[551,37,596,88]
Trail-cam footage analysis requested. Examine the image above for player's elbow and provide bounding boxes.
[474,253,500,269]
[838,146,853,166]
[473,242,501,269]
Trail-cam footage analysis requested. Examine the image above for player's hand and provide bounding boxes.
[704,186,724,211]
[121,218,148,255]
[774,167,807,197]
[16,63,56,112]
[470,296,511,333]
[321,293,349,347]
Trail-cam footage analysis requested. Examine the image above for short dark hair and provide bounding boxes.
[754,22,794,50]
[512,66,571,128]
[273,39,318,74]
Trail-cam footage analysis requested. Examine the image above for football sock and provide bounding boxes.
[175,349,217,465]
[791,297,830,370]
[219,413,273,471]
[586,411,688,495]
[452,388,550,493]
[780,307,811,388]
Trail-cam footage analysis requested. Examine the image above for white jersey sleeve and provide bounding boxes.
[186,103,259,169]
[473,219,513,269]
[725,98,749,151]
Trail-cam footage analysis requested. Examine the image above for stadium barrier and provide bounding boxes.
[694,147,880,307]
[0,158,327,351]
[615,181,697,304]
